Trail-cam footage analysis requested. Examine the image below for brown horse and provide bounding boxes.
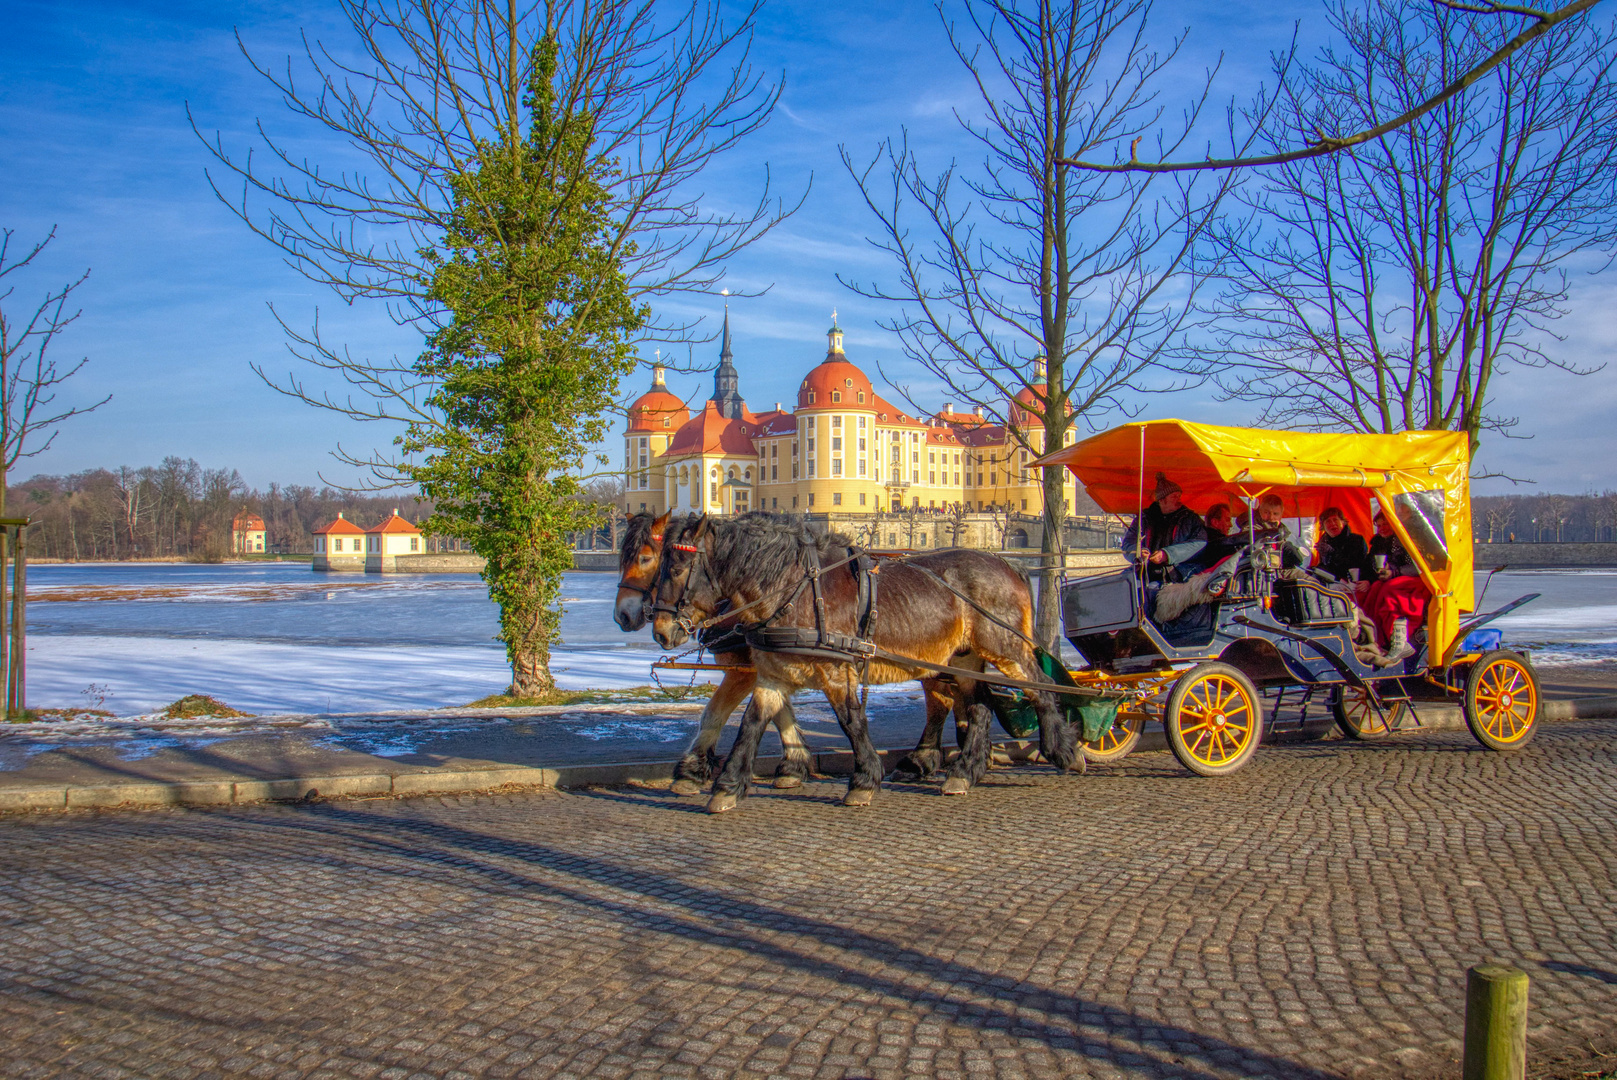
[652,514,1082,812]
[615,511,972,793]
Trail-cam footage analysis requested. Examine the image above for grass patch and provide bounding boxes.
[162,694,252,719]
[463,683,716,709]
[6,708,116,723]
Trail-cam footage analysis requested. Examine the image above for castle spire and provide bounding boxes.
[710,303,745,419]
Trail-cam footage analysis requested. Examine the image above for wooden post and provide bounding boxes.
[0,527,8,718]
[13,526,25,717]
[1464,964,1529,1080]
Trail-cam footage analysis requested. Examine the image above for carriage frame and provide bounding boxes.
[1006,419,1542,776]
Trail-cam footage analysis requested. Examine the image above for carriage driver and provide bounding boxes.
[1122,472,1207,583]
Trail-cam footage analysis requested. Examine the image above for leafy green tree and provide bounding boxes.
[408,40,644,695]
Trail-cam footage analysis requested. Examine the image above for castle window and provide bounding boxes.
[808,493,815,507]
[771,465,777,480]
[858,438,866,452]
[808,391,816,404]
[844,378,853,387]
[793,496,799,508]
[771,444,778,457]
[1021,499,1028,510]
[832,437,842,451]
[808,461,816,477]
[831,391,841,403]
[833,492,842,506]
[954,472,960,484]
[831,415,841,428]
[929,472,936,484]
[859,493,867,505]
[663,417,670,427]
[832,459,842,476]
[858,460,866,477]
[410,537,419,552]
[793,464,799,478]
[858,391,865,403]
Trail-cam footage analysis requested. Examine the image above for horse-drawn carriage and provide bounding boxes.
[627,419,1540,810]
[996,419,1541,776]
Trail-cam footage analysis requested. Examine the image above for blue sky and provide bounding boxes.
[1,0,1613,494]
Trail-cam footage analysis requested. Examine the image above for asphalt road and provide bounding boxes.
[3,720,1616,1079]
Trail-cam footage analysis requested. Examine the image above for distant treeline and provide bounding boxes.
[9,458,446,561]
[1474,491,1617,543]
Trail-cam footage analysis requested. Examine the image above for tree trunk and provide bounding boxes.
[508,644,555,697]
[1034,464,1067,651]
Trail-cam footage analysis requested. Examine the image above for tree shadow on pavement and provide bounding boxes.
[230,800,1350,1080]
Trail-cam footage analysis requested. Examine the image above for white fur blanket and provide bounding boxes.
[1153,571,1222,624]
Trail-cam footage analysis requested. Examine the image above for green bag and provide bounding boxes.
[1074,697,1120,743]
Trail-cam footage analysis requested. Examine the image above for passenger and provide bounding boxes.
[1195,502,1238,570]
[1122,472,1207,583]
[1361,510,1430,666]
[1312,506,1369,584]
[1242,493,1306,568]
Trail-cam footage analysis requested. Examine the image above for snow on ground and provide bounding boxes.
[24,634,720,716]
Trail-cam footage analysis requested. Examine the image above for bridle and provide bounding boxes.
[651,541,713,637]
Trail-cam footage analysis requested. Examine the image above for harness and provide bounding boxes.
[744,531,880,662]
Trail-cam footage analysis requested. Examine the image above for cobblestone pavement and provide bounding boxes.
[3,721,1616,1080]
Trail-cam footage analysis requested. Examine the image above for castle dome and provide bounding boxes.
[797,316,875,409]
[627,364,691,433]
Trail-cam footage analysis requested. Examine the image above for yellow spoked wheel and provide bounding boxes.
[1463,650,1539,751]
[1331,686,1393,740]
[1166,663,1262,777]
[1082,708,1147,763]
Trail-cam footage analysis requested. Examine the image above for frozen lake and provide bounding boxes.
[15,561,1617,715]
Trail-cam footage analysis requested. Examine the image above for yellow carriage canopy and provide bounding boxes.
[1035,420,1475,660]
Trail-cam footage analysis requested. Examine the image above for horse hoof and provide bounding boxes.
[670,779,703,796]
[841,788,875,808]
[772,775,802,790]
[940,776,971,796]
[706,792,739,814]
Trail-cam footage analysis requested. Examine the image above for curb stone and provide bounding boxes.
[2,695,1613,815]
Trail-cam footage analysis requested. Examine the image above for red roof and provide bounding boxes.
[797,351,875,408]
[232,512,266,531]
[367,511,421,535]
[313,514,366,536]
[626,388,691,433]
[665,401,761,457]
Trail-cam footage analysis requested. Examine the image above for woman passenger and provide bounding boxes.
[1361,510,1430,666]
[1312,506,1368,583]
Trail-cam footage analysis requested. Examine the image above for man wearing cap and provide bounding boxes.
[1122,473,1208,583]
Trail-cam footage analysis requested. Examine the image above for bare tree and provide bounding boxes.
[1538,493,1572,540]
[196,0,799,487]
[1483,500,1516,542]
[0,228,109,517]
[1205,0,1617,464]
[1061,0,1604,172]
[843,0,1244,647]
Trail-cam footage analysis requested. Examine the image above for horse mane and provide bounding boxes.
[682,513,852,595]
[620,512,694,571]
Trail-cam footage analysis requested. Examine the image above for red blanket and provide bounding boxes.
[1363,576,1431,645]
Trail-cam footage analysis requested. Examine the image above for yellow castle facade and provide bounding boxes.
[623,315,1078,519]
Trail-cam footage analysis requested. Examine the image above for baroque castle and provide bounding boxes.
[622,313,1078,519]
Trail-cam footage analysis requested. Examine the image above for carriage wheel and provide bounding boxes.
[1463,651,1539,751]
[1082,708,1147,763]
[1331,686,1393,740]
[1165,663,1262,777]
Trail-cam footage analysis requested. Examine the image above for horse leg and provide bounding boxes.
[672,668,755,796]
[823,678,884,808]
[769,698,815,789]
[889,677,951,780]
[941,683,993,795]
[707,686,779,814]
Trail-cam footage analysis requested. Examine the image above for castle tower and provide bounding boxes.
[710,307,745,419]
